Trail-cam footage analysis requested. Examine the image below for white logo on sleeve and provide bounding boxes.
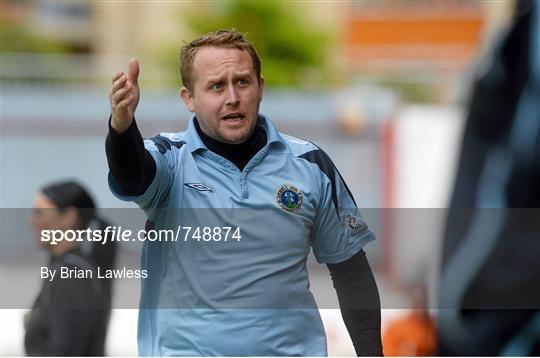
[344,213,368,237]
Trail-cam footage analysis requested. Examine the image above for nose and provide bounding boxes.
[225,84,239,107]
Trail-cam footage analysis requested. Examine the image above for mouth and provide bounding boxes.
[221,113,245,122]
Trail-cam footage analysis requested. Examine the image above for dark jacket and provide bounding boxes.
[24,247,110,356]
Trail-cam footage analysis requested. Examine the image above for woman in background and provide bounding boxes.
[25,181,116,356]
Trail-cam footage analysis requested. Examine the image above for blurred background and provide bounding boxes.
[0,0,521,356]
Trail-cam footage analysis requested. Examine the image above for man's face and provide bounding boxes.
[181,46,264,144]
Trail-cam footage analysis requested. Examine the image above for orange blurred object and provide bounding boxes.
[343,6,484,69]
[382,311,437,356]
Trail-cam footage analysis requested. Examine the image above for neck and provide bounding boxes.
[194,118,267,170]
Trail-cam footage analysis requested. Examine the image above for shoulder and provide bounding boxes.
[280,133,317,155]
[280,133,336,176]
[52,252,95,271]
[279,133,356,206]
[144,131,188,155]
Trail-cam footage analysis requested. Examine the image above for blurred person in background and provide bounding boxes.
[24,181,116,356]
[438,0,540,355]
[106,29,382,356]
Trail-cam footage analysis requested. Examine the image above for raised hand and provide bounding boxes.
[109,58,140,133]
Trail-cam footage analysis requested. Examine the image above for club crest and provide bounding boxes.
[276,184,303,213]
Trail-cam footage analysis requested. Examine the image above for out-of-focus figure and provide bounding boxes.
[383,285,437,356]
[438,0,540,355]
[24,181,116,356]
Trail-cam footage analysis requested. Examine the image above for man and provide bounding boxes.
[106,30,382,356]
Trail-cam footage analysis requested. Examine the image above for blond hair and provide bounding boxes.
[180,29,262,92]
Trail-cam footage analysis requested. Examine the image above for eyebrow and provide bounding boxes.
[205,71,253,83]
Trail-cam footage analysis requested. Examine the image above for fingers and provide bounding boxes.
[128,58,139,85]
[112,70,123,83]
[110,58,139,99]
[112,84,133,105]
[111,73,127,94]
[115,93,135,112]
[110,74,131,110]
[109,59,140,130]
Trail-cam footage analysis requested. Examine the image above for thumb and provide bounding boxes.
[128,58,140,85]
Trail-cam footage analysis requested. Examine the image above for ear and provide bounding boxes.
[180,87,195,113]
[258,76,265,102]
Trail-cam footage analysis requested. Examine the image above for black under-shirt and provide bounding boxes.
[193,117,267,171]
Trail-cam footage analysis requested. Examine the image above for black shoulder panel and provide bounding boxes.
[149,136,186,154]
[145,220,155,231]
[299,148,357,211]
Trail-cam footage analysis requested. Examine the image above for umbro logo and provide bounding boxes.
[184,183,214,192]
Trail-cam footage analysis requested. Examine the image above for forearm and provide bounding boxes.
[327,250,383,356]
[105,116,156,196]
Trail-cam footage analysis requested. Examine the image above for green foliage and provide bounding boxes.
[0,23,69,53]
[177,1,336,88]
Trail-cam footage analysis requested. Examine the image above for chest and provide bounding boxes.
[156,151,323,254]
[170,151,321,215]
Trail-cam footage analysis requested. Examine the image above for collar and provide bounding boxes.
[184,114,286,153]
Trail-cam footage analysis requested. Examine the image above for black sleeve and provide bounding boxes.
[105,116,156,196]
[327,249,383,356]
